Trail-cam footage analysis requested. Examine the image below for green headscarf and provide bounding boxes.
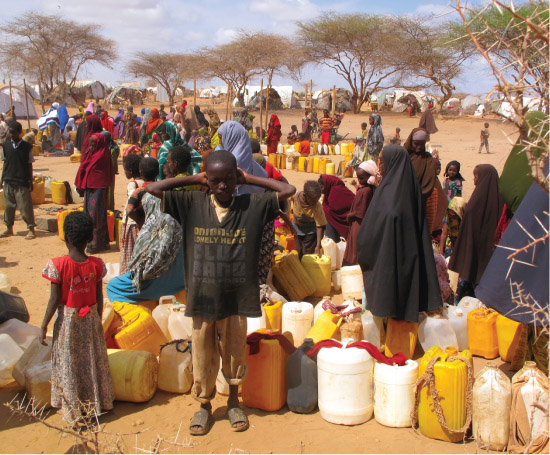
[499,111,549,213]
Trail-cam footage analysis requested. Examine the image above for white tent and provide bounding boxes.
[72,80,106,99]
[236,85,296,108]
[200,87,220,98]
[0,85,38,119]
[156,85,169,102]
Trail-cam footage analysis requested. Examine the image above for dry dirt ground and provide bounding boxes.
[0,102,519,454]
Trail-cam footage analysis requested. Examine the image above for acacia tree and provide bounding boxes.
[127,52,194,106]
[395,16,475,110]
[297,13,403,113]
[0,13,116,108]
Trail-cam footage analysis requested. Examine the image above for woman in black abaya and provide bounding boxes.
[357,144,442,322]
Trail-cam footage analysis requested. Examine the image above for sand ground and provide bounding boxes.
[0,102,519,454]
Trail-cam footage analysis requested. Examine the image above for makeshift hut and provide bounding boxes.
[314,88,354,112]
[72,80,106,103]
[461,95,484,115]
[106,86,144,106]
[248,87,284,110]
[0,84,38,119]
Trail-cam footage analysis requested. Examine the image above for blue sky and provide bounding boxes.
[0,0,496,96]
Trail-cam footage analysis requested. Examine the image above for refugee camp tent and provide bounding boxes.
[461,95,484,114]
[239,85,297,109]
[106,86,143,106]
[156,85,169,103]
[72,80,106,103]
[392,90,425,112]
[200,87,220,98]
[0,85,38,119]
[315,88,354,112]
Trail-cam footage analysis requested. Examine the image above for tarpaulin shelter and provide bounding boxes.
[0,84,38,119]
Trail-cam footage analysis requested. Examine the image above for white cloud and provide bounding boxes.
[249,0,317,22]
[214,28,238,44]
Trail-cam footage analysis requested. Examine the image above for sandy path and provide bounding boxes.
[0,105,518,453]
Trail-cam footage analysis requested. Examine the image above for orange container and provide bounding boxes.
[279,234,296,251]
[242,330,293,411]
[112,303,168,356]
[57,209,77,241]
[344,161,354,177]
[496,314,525,362]
[385,318,418,360]
[115,218,123,249]
[468,308,499,359]
[268,153,277,166]
[107,210,115,242]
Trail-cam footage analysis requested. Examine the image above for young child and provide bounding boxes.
[443,160,465,201]
[390,127,401,145]
[479,122,490,154]
[120,154,144,274]
[146,150,295,436]
[297,133,310,156]
[319,110,334,145]
[64,126,75,154]
[167,145,199,191]
[126,157,159,229]
[0,121,36,239]
[39,211,114,425]
[287,125,299,145]
[290,180,327,258]
[162,161,174,179]
[360,122,368,138]
[342,135,365,177]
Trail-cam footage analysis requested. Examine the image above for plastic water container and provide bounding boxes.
[31,181,45,205]
[246,304,266,335]
[44,177,53,197]
[107,349,158,402]
[511,361,549,444]
[282,302,314,347]
[418,313,458,351]
[317,339,374,425]
[321,237,338,271]
[326,162,335,175]
[334,144,340,155]
[287,338,317,413]
[385,319,418,360]
[361,310,384,350]
[298,157,307,172]
[264,300,283,332]
[457,296,483,312]
[71,185,84,204]
[443,304,469,351]
[158,340,193,394]
[340,266,363,300]
[285,156,294,170]
[112,302,168,355]
[277,143,283,154]
[0,334,24,386]
[307,310,342,343]
[25,360,52,409]
[301,254,331,297]
[417,346,473,442]
[51,181,67,205]
[306,156,314,172]
[168,303,193,341]
[496,314,524,362]
[468,308,499,359]
[0,272,11,293]
[374,360,419,427]
[152,295,174,340]
[313,297,331,323]
[473,362,511,451]
[336,239,346,270]
[12,336,52,387]
[242,331,293,411]
[0,319,40,350]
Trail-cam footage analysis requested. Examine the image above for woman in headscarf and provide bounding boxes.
[317,174,355,242]
[139,108,152,145]
[124,115,140,145]
[143,108,163,144]
[266,114,282,155]
[100,111,114,135]
[78,105,85,120]
[403,127,447,235]
[37,102,62,149]
[101,130,119,210]
[194,128,213,170]
[77,114,103,159]
[366,114,384,163]
[74,112,90,152]
[448,164,503,298]
[439,196,465,258]
[157,120,184,180]
[113,108,124,139]
[418,106,438,134]
[84,102,95,115]
[74,132,114,253]
[357,145,442,322]
[194,106,209,129]
[343,160,380,266]
[217,121,272,284]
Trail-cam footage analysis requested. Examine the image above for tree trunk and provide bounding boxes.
[237,92,245,108]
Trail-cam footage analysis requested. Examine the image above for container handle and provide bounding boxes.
[159,295,176,306]
[160,339,190,354]
[411,355,473,436]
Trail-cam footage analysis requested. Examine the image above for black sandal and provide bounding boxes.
[227,407,249,432]
[189,408,213,436]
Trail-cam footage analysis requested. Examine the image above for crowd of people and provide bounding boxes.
[1,99,546,436]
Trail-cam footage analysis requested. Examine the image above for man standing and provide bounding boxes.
[0,121,36,239]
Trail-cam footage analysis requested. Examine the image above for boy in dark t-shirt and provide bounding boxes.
[146,150,296,436]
